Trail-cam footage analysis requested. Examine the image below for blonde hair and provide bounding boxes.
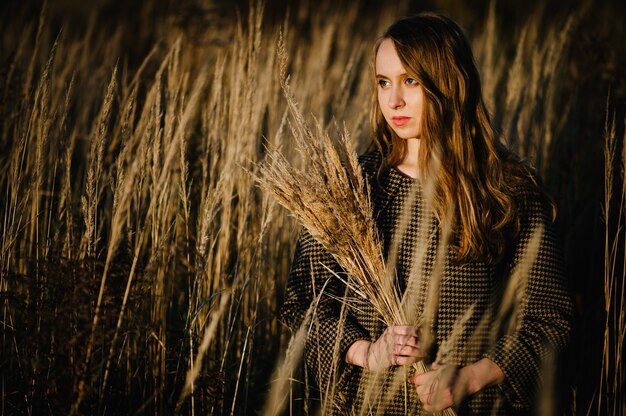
[370,13,552,264]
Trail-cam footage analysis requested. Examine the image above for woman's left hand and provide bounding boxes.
[409,358,505,412]
[409,364,469,412]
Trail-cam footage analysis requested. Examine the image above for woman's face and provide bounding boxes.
[375,38,425,140]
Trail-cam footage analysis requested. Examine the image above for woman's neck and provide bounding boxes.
[396,138,421,179]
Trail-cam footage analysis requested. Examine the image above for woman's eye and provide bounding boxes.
[406,78,418,86]
[378,79,390,88]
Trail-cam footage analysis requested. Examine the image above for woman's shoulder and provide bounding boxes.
[506,174,556,225]
[499,150,553,214]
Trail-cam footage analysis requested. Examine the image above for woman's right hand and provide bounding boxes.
[346,326,423,371]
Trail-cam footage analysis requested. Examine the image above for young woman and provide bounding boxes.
[279,13,573,415]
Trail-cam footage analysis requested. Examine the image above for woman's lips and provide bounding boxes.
[392,116,411,127]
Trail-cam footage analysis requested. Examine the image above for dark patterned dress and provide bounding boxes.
[279,151,573,415]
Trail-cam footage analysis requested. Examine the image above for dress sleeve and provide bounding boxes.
[484,190,574,410]
[279,228,370,389]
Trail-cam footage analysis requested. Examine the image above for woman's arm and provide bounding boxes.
[409,189,573,411]
[462,357,505,395]
[482,189,574,410]
[279,229,370,388]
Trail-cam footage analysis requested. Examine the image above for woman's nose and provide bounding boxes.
[388,87,405,109]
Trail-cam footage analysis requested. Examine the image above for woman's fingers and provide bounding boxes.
[394,334,419,346]
[413,371,441,410]
[366,326,423,370]
[392,333,423,359]
[411,371,437,408]
[411,370,435,387]
[410,366,463,412]
[389,325,420,337]
[423,388,454,412]
[392,354,419,366]
[393,343,421,357]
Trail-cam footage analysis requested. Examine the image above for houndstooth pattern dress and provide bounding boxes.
[279,151,574,415]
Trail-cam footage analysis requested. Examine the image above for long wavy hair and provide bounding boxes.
[370,13,552,264]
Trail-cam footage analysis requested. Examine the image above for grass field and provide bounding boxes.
[1,0,625,414]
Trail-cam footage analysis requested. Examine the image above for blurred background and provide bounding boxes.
[1,0,624,414]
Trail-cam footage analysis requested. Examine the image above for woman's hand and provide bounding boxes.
[408,358,505,412]
[345,326,423,371]
[410,364,467,412]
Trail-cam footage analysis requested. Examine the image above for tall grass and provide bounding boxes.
[0,0,623,414]
[599,107,625,416]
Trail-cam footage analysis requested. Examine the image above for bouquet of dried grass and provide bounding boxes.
[255,32,408,325]
[255,32,455,416]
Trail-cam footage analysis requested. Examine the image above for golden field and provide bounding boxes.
[0,0,624,414]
